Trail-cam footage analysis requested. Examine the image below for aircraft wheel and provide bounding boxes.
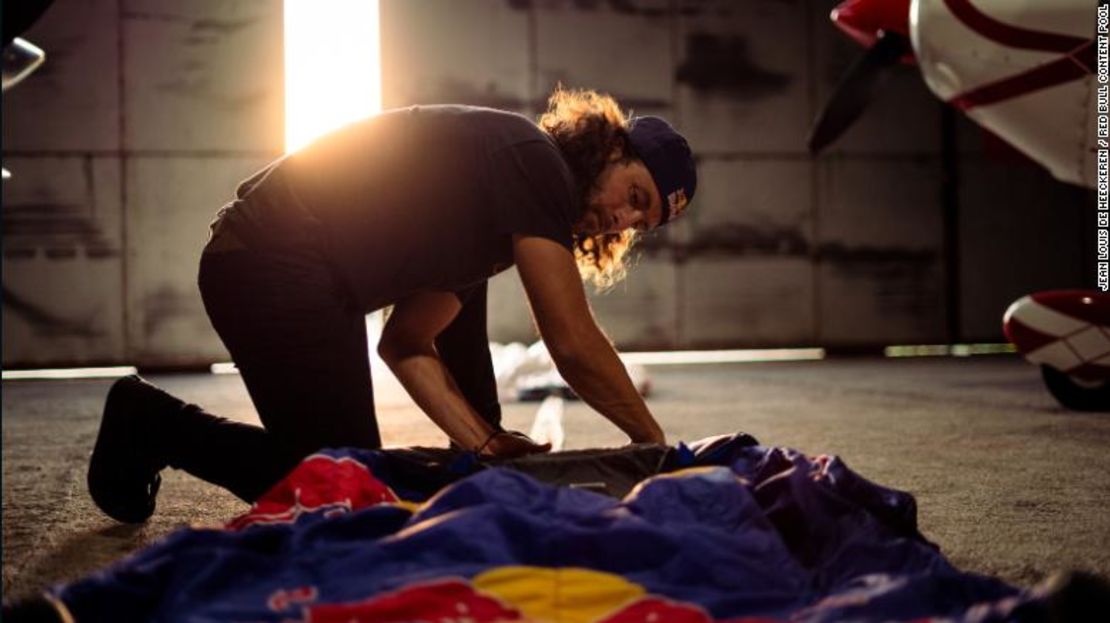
[1042,366,1110,412]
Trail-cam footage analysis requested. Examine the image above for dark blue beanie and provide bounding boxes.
[627,116,696,226]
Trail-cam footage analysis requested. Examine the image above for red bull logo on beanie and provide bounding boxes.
[668,188,689,221]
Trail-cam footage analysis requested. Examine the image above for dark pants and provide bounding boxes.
[174,240,500,503]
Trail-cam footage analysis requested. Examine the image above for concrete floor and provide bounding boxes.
[4,355,1110,602]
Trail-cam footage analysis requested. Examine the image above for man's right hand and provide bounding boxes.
[481,430,552,460]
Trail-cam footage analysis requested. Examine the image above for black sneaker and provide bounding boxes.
[87,375,173,523]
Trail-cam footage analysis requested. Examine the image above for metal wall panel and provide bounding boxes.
[0,0,121,151]
[677,0,809,154]
[121,0,284,152]
[124,157,271,364]
[118,0,283,364]
[534,0,673,117]
[2,0,283,368]
[678,158,816,346]
[816,158,946,345]
[958,160,1088,341]
[2,0,126,366]
[692,159,813,238]
[381,0,531,110]
[588,256,679,349]
[681,257,815,347]
[2,156,126,365]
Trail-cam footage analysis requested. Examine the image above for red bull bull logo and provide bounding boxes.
[279,567,757,623]
[227,453,399,530]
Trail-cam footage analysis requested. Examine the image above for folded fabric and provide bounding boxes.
[40,434,1068,622]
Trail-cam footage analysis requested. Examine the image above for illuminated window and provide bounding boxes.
[284,0,382,153]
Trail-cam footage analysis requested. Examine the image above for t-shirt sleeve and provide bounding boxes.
[489,140,578,250]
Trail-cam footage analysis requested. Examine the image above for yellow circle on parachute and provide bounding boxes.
[472,566,645,623]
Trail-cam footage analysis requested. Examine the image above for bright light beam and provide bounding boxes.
[284,0,382,153]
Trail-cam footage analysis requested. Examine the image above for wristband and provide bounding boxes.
[475,430,507,455]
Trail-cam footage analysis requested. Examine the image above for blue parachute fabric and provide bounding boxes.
[51,435,1052,622]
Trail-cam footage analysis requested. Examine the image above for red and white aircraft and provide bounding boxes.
[812,0,1108,410]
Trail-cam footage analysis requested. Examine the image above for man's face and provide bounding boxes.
[573,158,663,237]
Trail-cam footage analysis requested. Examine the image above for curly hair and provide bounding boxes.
[538,87,638,290]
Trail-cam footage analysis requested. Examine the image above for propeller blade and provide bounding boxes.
[807,31,911,154]
[2,38,46,92]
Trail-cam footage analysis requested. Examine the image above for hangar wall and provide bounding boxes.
[381,0,1088,350]
[1,0,1088,368]
[2,0,283,367]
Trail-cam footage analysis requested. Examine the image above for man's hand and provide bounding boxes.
[480,430,552,460]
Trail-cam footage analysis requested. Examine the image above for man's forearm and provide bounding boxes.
[382,346,495,450]
[551,328,664,444]
[509,235,664,445]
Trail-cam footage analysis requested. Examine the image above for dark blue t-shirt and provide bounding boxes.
[218,105,581,313]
